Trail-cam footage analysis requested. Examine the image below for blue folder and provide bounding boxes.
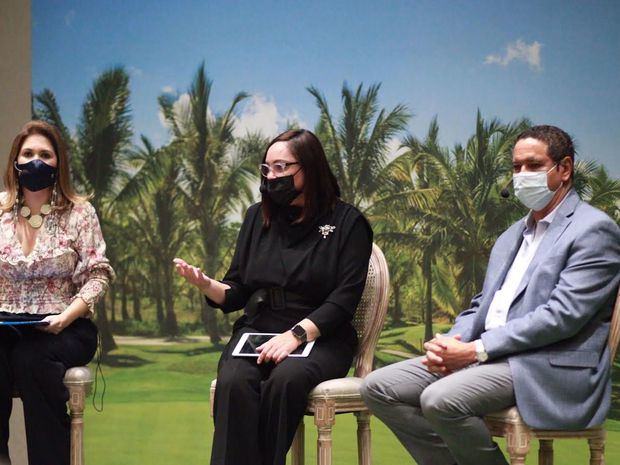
[0,313,49,326]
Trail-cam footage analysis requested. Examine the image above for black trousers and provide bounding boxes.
[211,326,354,465]
[0,318,97,465]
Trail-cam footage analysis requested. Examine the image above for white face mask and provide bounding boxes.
[513,164,560,211]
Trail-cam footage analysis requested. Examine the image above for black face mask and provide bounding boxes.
[15,159,57,192]
[260,175,301,206]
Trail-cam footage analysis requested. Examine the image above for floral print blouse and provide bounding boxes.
[0,193,114,315]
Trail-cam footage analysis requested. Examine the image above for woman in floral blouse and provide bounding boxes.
[0,121,114,465]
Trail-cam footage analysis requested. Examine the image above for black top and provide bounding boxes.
[207,200,373,349]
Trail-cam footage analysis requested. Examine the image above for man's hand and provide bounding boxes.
[422,334,477,373]
[256,331,302,365]
[421,336,449,374]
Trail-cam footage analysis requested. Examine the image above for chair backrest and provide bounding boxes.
[608,285,620,362]
[351,243,390,378]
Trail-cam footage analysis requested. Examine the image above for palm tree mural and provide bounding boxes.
[574,161,620,222]
[30,67,619,352]
[308,82,410,210]
[372,117,443,340]
[34,66,132,353]
[158,63,262,344]
[373,113,528,340]
[115,137,198,337]
[416,113,528,304]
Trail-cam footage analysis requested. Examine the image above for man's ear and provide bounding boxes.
[559,156,573,181]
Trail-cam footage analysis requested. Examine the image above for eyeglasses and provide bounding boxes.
[259,161,299,177]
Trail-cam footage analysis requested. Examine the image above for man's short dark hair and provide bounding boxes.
[515,125,575,164]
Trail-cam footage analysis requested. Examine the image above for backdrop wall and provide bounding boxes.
[1,2,32,463]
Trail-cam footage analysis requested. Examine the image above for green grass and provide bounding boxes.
[83,334,620,464]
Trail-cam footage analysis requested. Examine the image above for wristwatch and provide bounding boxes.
[291,324,307,343]
[474,339,489,363]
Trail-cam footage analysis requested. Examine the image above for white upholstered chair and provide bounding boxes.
[12,366,93,465]
[484,286,620,465]
[210,243,390,465]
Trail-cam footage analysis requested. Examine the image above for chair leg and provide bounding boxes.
[505,423,531,465]
[355,410,371,465]
[291,420,305,465]
[209,386,215,418]
[66,383,87,465]
[538,439,553,465]
[314,399,336,465]
[588,434,606,465]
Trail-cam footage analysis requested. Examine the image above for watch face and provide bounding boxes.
[292,325,306,341]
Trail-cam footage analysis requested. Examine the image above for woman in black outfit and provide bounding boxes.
[174,129,373,465]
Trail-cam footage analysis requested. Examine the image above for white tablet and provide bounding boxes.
[232,333,316,358]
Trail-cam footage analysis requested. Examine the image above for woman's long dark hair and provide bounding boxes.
[261,129,340,226]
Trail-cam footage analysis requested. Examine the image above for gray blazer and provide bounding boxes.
[448,190,620,429]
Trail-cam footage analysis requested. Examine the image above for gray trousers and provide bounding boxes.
[360,357,515,465]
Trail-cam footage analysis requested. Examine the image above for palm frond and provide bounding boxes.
[77,66,132,209]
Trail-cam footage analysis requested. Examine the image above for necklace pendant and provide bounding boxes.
[28,214,43,229]
[20,206,31,218]
[18,202,52,229]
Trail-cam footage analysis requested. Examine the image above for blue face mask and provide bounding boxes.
[15,159,57,192]
[512,164,560,211]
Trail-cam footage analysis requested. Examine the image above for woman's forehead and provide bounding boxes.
[20,134,55,152]
[266,141,296,162]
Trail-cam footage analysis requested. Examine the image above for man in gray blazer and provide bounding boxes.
[360,125,620,465]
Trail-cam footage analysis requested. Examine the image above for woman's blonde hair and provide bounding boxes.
[1,120,87,213]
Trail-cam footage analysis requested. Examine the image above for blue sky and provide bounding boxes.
[33,0,619,176]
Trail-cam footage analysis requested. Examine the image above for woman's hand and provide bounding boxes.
[39,313,70,335]
[173,258,213,294]
[256,331,302,365]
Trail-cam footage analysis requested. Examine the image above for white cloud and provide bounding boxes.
[64,10,76,27]
[386,136,407,162]
[281,110,310,133]
[485,39,542,71]
[158,92,188,130]
[128,66,144,78]
[232,94,306,138]
[157,93,306,141]
[232,95,280,138]
[158,92,214,132]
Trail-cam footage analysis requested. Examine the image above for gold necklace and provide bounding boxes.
[19,203,52,228]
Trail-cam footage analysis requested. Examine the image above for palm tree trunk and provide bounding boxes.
[203,302,221,344]
[423,252,433,342]
[96,299,117,354]
[121,280,129,321]
[162,264,179,337]
[392,284,403,326]
[152,271,165,327]
[110,285,117,323]
[200,298,221,345]
[131,281,142,321]
[202,232,222,345]
[190,288,198,314]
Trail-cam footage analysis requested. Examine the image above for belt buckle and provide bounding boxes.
[269,288,286,311]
